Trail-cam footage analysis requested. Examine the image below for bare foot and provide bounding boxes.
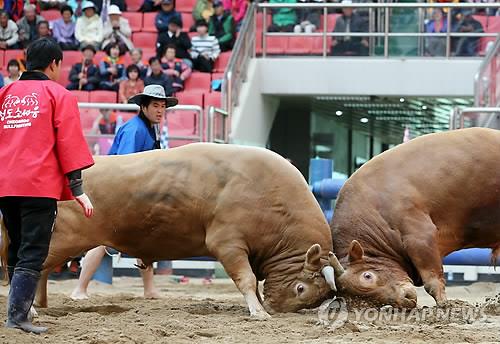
[144,289,161,299]
[70,288,89,300]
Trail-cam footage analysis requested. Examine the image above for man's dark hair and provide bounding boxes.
[148,56,160,65]
[0,10,8,18]
[195,19,208,28]
[165,44,176,52]
[104,42,120,56]
[126,64,140,77]
[37,20,49,30]
[7,59,20,68]
[60,5,74,15]
[26,38,63,71]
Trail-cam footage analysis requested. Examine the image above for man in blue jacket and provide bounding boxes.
[70,84,178,300]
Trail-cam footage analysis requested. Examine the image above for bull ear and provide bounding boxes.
[348,240,364,263]
[304,244,322,271]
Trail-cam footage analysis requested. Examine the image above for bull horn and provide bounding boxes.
[321,266,337,292]
[328,252,345,277]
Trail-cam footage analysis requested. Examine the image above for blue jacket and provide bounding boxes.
[108,114,159,155]
[155,10,182,33]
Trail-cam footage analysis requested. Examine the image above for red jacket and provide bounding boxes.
[0,71,94,200]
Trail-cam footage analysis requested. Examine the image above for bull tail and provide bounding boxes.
[0,216,9,284]
[491,246,500,271]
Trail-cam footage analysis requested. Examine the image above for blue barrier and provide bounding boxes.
[443,248,499,266]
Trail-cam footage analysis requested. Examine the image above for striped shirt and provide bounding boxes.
[190,34,221,60]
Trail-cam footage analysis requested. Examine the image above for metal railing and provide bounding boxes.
[257,2,500,58]
[474,37,500,107]
[449,107,500,130]
[78,103,205,152]
[222,1,257,128]
[207,106,229,143]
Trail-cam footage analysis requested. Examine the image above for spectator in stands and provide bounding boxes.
[93,0,127,16]
[99,42,126,91]
[193,0,214,24]
[52,5,79,50]
[191,20,220,73]
[140,0,161,13]
[330,0,368,56]
[67,0,85,18]
[161,44,191,93]
[209,0,235,52]
[294,0,322,33]
[130,48,148,79]
[15,48,27,71]
[0,11,19,49]
[452,9,484,57]
[36,21,55,42]
[16,4,45,48]
[67,44,101,90]
[144,56,174,95]
[268,0,297,32]
[102,4,133,54]
[75,1,104,48]
[156,16,192,68]
[223,0,247,30]
[155,0,182,34]
[90,108,118,134]
[425,9,447,57]
[3,0,24,22]
[3,59,21,85]
[40,0,66,11]
[119,64,145,103]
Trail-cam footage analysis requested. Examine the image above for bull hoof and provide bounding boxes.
[250,310,271,321]
[70,289,89,300]
[28,306,38,321]
[436,299,450,308]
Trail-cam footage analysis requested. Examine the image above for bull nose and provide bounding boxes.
[401,287,417,308]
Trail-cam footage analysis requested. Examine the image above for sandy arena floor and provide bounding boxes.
[0,276,498,343]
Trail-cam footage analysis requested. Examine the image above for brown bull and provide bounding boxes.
[330,128,500,308]
[27,143,341,318]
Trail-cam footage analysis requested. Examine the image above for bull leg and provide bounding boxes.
[401,214,447,306]
[209,244,270,319]
[34,269,50,308]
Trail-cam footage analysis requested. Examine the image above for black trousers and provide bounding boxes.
[0,197,57,273]
[193,55,214,73]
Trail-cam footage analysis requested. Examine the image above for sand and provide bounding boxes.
[0,277,498,344]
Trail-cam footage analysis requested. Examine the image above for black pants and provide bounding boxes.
[0,197,57,273]
[193,55,214,73]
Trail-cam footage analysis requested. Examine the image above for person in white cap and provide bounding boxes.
[75,1,104,48]
[70,84,178,301]
[102,4,133,53]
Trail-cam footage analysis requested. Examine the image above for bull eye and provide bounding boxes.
[296,284,305,295]
[363,272,373,280]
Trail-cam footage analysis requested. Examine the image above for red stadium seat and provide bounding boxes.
[89,90,118,103]
[265,36,287,55]
[486,16,500,33]
[326,14,339,32]
[132,32,157,49]
[184,72,211,92]
[4,49,23,66]
[56,66,71,87]
[287,36,312,54]
[122,12,143,32]
[41,10,60,21]
[63,50,82,66]
[126,0,143,12]
[80,108,100,133]
[211,72,224,81]
[175,0,195,13]
[181,12,194,31]
[256,12,272,31]
[175,91,204,107]
[142,12,158,32]
[141,48,157,60]
[71,90,91,103]
[311,36,332,55]
[0,50,5,69]
[204,92,221,108]
[213,51,231,72]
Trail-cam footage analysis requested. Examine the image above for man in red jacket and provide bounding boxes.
[0,38,95,334]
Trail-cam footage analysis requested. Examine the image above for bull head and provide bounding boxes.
[305,244,344,292]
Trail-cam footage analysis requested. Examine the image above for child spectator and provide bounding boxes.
[155,0,182,34]
[268,0,297,33]
[99,42,126,91]
[91,109,118,134]
[156,16,192,68]
[144,56,174,95]
[0,11,19,49]
[209,0,235,52]
[160,44,191,93]
[294,0,322,34]
[75,1,103,48]
[52,5,79,50]
[223,0,247,30]
[36,21,55,41]
[119,64,145,103]
[102,4,133,54]
[193,0,214,24]
[190,20,220,73]
[67,44,101,90]
[3,59,21,85]
[16,4,45,48]
[129,48,148,79]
